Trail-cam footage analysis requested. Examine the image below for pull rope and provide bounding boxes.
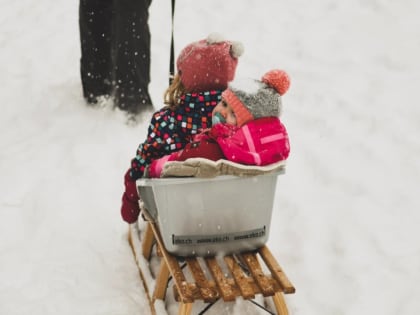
[169,0,176,85]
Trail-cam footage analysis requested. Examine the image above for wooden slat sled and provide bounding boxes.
[128,211,295,315]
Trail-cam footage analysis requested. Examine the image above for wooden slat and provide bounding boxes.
[186,258,219,303]
[173,276,282,302]
[258,246,295,294]
[226,277,281,297]
[153,259,170,300]
[142,222,155,260]
[173,283,199,302]
[240,252,275,296]
[128,225,157,315]
[149,221,195,303]
[272,292,289,315]
[141,211,161,257]
[205,257,236,301]
[178,302,193,315]
[224,255,255,299]
[156,243,163,257]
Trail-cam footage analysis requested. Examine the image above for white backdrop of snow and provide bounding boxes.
[1,0,420,314]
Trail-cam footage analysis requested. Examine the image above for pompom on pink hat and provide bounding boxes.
[222,69,291,127]
[176,33,244,92]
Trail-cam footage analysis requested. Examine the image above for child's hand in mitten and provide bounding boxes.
[120,169,140,223]
[121,193,140,223]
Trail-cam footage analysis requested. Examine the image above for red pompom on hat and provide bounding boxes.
[176,33,244,92]
[261,69,290,95]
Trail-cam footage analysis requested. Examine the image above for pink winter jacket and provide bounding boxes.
[148,116,290,177]
[214,117,290,166]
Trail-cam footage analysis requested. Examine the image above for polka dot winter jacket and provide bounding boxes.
[129,90,222,180]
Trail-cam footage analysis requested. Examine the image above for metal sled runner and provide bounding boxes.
[128,171,295,314]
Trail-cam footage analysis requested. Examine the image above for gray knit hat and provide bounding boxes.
[222,69,290,126]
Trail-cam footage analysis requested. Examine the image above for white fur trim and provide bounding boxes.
[161,158,286,178]
[207,32,225,44]
[230,41,244,58]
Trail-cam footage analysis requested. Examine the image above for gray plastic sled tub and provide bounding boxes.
[136,171,284,257]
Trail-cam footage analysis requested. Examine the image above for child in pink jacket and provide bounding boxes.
[147,69,291,178]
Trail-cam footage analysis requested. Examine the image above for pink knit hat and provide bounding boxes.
[176,33,244,92]
[222,69,291,127]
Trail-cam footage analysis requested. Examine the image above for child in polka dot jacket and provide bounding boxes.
[121,33,244,223]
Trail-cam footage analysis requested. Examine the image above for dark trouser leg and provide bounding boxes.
[113,0,153,113]
[79,0,113,103]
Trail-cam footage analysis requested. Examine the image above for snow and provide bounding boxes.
[1,0,420,314]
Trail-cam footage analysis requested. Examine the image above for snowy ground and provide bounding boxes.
[1,0,420,314]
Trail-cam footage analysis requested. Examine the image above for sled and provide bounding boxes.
[128,169,295,314]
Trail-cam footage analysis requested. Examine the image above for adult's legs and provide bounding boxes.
[112,0,153,113]
[79,0,113,103]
